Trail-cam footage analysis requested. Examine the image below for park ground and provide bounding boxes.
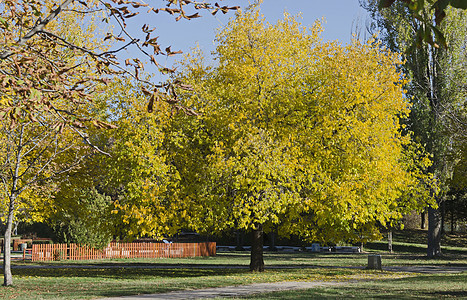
[0,229,466,299]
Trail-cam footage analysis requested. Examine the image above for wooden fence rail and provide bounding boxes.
[31,242,216,262]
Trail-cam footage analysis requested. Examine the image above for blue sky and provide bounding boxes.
[124,0,369,80]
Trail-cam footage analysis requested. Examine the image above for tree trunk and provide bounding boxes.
[235,230,245,251]
[13,221,19,236]
[3,203,15,286]
[427,206,442,258]
[268,231,277,251]
[421,211,426,229]
[450,208,455,234]
[441,201,445,234]
[249,224,264,272]
[388,231,393,253]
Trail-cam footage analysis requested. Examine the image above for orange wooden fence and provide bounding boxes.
[31,242,216,262]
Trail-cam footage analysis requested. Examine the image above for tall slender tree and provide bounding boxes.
[362,0,467,257]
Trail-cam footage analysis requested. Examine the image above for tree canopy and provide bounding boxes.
[173,6,434,271]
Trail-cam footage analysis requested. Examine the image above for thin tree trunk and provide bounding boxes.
[441,201,445,234]
[235,230,244,251]
[3,124,23,286]
[450,207,455,234]
[421,211,426,229]
[250,224,264,272]
[3,201,15,286]
[13,221,18,236]
[388,231,393,253]
[427,206,442,258]
[268,231,277,251]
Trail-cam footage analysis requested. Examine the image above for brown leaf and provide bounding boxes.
[160,66,176,74]
[94,120,118,129]
[179,84,193,91]
[124,12,139,18]
[72,120,85,128]
[166,98,178,104]
[186,13,200,19]
[132,2,148,8]
[165,46,183,56]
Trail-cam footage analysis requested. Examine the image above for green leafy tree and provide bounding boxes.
[378,0,467,48]
[47,77,185,242]
[52,187,113,249]
[100,78,184,240]
[362,1,467,257]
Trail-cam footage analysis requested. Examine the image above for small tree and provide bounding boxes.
[51,187,113,249]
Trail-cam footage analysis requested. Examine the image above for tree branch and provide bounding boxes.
[0,0,74,60]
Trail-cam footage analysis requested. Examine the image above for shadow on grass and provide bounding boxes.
[11,267,248,279]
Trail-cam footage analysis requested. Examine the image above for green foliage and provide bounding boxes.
[52,187,113,249]
[377,0,467,48]
[364,0,467,257]
[100,78,184,240]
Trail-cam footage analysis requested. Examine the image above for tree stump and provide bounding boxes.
[367,254,382,270]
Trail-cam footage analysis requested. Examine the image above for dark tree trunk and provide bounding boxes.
[427,206,442,258]
[441,201,445,234]
[235,230,245,251]
[250,224,264,272]
[450,208,455,234]
[268,231,277,251]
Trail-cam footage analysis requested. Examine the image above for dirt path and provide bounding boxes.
[99,280,353,300]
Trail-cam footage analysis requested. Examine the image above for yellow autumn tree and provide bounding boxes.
[174,6,434,271]
[101,78,184,240]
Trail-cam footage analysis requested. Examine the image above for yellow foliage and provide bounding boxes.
[175,5,434,243]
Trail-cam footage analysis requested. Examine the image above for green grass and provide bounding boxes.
[0,267,397,299]
[1,229,466,299]
[227,273,467,299]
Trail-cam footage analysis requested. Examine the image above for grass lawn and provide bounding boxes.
[1,229,466,299]
[228,273,467,299]
[0,267,403,299]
